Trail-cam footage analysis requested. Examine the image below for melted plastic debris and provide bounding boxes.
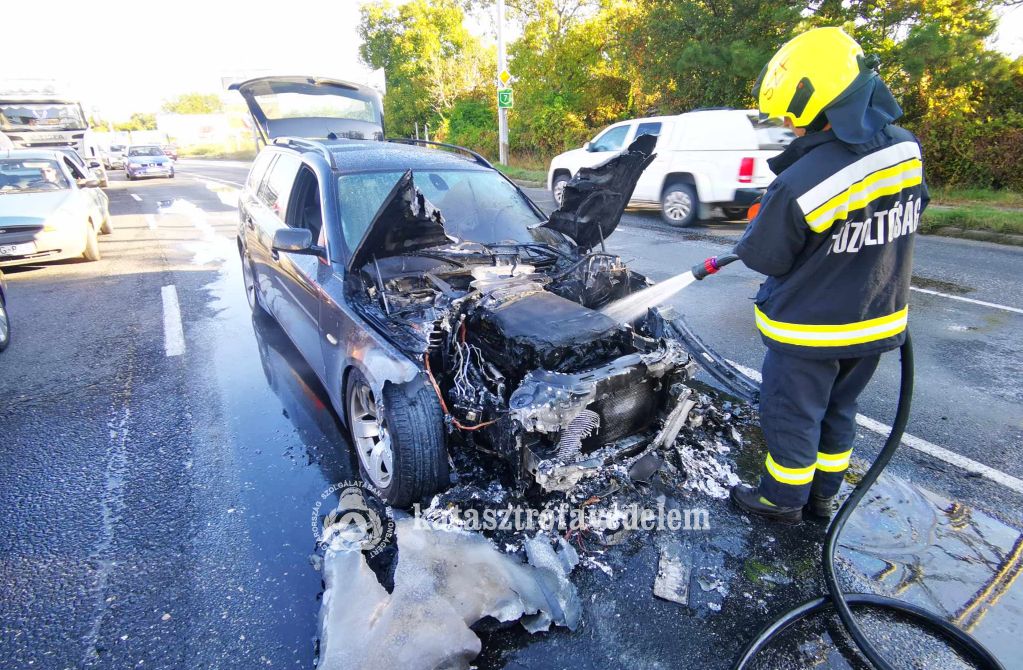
[653,543,691,605]
[318,517,581,670]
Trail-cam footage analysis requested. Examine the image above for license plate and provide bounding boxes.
[0,242,35,257]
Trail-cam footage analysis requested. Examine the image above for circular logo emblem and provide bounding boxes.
[312,480,395,557]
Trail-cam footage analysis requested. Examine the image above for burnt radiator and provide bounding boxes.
[585,377,660,448]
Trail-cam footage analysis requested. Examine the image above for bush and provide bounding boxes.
[912,112,1023,190]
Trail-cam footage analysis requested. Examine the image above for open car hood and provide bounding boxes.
[538,134,656,251]
[229,76,384,143]
[347,170,456,272]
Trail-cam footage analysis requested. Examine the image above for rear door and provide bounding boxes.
[229,76,384,143]
[631,120,670,202]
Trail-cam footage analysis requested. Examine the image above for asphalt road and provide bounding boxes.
[1,158,1020,669]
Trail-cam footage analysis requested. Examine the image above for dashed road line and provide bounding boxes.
[725,359,1023,494]
[161,285,185,357]
[130,193,142,202]
[178,172,244,189]
[910,286,1023,315]
[145,214,157,230]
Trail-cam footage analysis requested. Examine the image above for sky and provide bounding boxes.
[1,0,1021,121]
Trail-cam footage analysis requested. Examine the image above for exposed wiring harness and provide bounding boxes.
[424,353,500,432]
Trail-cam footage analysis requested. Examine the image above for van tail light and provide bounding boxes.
[738,157,755,184]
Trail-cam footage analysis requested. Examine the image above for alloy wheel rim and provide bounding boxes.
[665,191,692,221]
[348,383,393,488]
[553,180,566,205]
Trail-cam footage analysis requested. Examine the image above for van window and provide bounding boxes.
[635,122,661,139]
[590,125,629,152]
[258,153,302,217]
[247,151,275,191]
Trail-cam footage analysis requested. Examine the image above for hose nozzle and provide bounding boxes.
[692,253,739,280]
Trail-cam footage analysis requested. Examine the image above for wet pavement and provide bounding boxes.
[0,162,1021,669]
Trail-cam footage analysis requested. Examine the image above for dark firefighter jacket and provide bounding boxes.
[734,124,928,359]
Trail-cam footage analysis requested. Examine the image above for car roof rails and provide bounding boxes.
[385,138,494,169]
[273,137,336,169]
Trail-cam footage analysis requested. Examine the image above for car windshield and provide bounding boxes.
[0,158,70,193]
[337,169,554,250]
[0,103,87,131]
[128,146,164,157]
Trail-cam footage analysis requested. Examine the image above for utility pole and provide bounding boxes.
[496,0,509,165]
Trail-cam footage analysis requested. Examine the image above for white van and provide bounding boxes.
[547,109,794,226]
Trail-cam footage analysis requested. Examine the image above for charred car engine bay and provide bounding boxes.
[347,135,747,493]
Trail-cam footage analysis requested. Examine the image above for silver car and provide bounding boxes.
[0,149,111,267]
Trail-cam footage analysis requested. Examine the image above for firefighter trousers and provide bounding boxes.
[757,349,881,508]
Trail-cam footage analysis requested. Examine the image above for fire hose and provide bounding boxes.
[692,254,1004,670]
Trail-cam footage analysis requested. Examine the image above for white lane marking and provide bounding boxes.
[130,193,142,202]
[161,285,185,356]
[145,214,157,230]
[910,286,1023,315]
[178,172,244,188]
[725,359,1023,494]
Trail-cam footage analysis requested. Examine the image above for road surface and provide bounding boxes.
[1,158,1020,669]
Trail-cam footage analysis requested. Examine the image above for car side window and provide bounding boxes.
[63,157,85,180]
[258,153,302,219]
[590,125,629,152]
[635,122,661,139]
[285,166,324,244]
[247,151,274,192]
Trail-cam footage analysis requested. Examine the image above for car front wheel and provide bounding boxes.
[0,298,10,352]
[552,174,570,206]
[346,369,448,508]
[661,183,698,227]
[83,222,101,261]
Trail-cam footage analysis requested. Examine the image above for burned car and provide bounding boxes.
[234,77,752,507]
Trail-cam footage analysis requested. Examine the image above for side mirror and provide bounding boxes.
[77,178,100,188]
[583,141,592,151]
[88,159,102,168]
[271,228,324,257]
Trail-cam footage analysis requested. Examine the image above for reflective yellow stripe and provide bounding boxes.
[816,449,853,473]
[765,453,815,486]
[754,305,908,347]
[805,158,923,233]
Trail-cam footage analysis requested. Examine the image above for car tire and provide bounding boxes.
[100,216,113,235]
[346,369,448,508]
[169,171,175,179]
[83,223,101,262]
[0,298,10,352]
[240,248,267,316]
[723,207,749,220]
[552,174,570,206]
[126,172,134,181]
[661,182,698,227]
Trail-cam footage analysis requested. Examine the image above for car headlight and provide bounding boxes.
[42,209,79,232]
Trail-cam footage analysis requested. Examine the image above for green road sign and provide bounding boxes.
[497,88,513,109]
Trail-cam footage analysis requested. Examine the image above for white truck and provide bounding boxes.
[547,109,794,226]
[0,81,90,155]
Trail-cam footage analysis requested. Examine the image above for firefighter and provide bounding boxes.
[730,27,927,523]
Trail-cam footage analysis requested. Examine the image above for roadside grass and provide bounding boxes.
[930,187,1023,209]
[179,143,257,161]
[921,205,1023,235]
[496,163,548,183]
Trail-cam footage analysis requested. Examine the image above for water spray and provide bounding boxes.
[682,253,1003,669]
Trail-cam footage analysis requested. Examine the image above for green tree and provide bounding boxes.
[359,0,495,137]
[114,112,157,132]
[161,93,224,115]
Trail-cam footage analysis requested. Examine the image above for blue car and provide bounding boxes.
[124,145,174,180]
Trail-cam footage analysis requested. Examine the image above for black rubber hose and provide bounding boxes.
[733,335,1005,670]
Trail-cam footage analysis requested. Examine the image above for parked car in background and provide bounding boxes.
[0,149,111,266]
[55,147,108,188]
[547,109,794,226]
[124,145,174,180]
[0,268,9,352]
[161,144,179,161]
[103,144,127,169]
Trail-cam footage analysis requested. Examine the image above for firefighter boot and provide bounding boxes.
[730,484,803,524]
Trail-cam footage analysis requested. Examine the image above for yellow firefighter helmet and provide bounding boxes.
[753,27,877,128]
